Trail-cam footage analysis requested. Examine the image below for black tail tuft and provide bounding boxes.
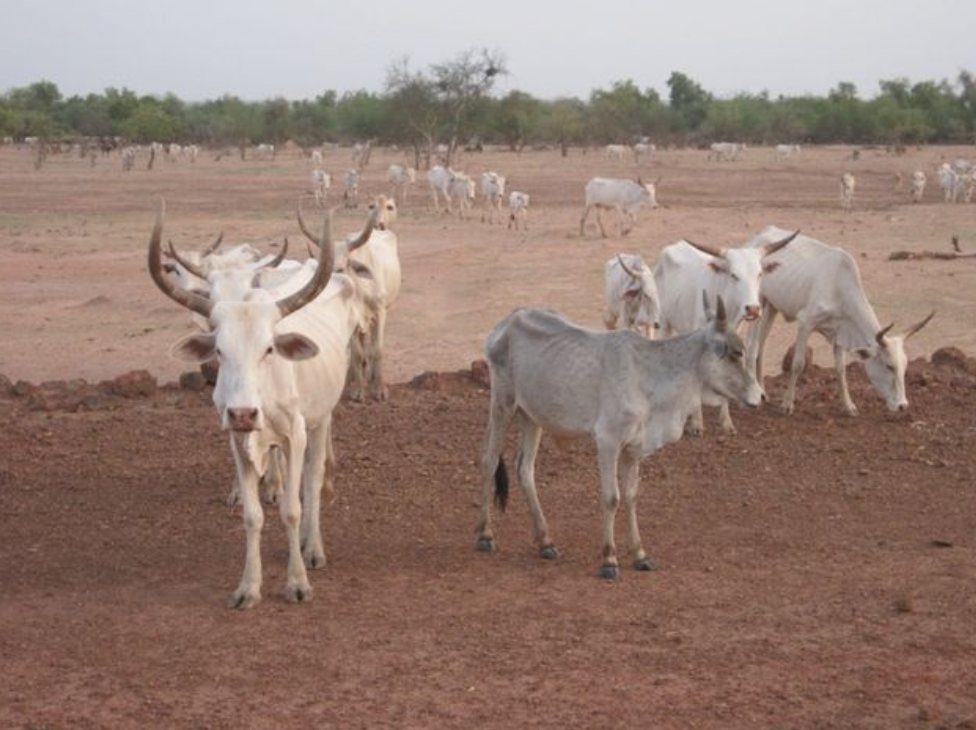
[494,457,510,511]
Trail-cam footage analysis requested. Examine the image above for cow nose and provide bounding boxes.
[228,407,259,432]
[744,305,761,320]
[897,403,908,412]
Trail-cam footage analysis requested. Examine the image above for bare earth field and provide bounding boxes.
[1,144,976,729]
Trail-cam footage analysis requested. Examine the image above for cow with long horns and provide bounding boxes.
[148,202,376,609]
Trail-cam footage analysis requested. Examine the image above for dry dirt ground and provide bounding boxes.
[1,144,976,729]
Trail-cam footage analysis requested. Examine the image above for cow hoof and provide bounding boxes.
[685,425,704,437]
[719,424,737,436]
[634,558,658,572]
[226,490,241,508]
[843,405,859,417]
[262,489,280,506]
[349,390,365,403]
[475,537,497,553]
[228,587,261,610]
[303,547,326,570]
[598,565,620,580]
[285,582,313,604]
[540,545,560,560]
[781,402,795,415]
[371,387,389,402]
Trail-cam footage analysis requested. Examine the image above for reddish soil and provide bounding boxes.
[2,143,976,729]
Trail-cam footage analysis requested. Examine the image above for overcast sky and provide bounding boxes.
[2,0,975,102]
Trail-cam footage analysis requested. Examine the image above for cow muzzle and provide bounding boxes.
[743,305,761,322]
[227,407,261,432]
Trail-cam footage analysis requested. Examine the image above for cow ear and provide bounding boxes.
[763,261,781,273]
[170,333,216,363]
[274,332,319,361]
[708,260,728,274]
[623,289,640,299]
[855,348,872,360]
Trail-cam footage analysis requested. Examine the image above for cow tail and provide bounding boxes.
[494,456,510,511]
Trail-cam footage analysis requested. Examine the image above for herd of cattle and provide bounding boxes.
[136,134,950,606]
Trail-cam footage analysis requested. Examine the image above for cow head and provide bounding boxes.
[149,201,338,433]
[856,313,934,412]
[297,199,379,274]
[699,293,764,409]
[636,176,659,209]
[617,254,661,335]
[685,230,799,325]
[367,195,397,230]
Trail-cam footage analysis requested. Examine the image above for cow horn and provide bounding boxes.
[202,232,224,256]
[763,229,800,256]
[616,254,642,281]
[276,210,334,318]
[637,176,644,186]
[258,238,288,270]
[346,206,379,254]
[296,197,319,245]
[684,238,726,259]
[715,295,728,332]
[875,322,895,346]
[903,311,935,340]
[167,239,208,280]
[147,200,213,317]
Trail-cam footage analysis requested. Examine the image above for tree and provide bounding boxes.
[493,90,542,151]
[385,57,442,168]
[667,71,711,134]
[122,102,177,143]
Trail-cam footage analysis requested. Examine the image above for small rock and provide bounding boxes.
[470,359,489,385]
[105,370,156,398]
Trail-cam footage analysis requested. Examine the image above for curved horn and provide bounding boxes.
[875,321,895,346]
[147,201,213,317]
[202,232,224,257]
[715,294,728,332]
[276,211,334,318]
[637,176,644,186]
[296,197,319,246]
[346,206,379,254]
[258,238,289,270]
[167,239,208,280]
[616,254,642,281]
[903,311,935,340]
[684,238,726,259]
[762,229,800,256]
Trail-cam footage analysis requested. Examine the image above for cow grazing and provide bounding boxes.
[480,171,507,224]
[508,191,530,231]
[256,143,276,160]
[474,298,763,578]
[708,142,744,161]
[633,142,655,163]
[149,203,376,609]
[343,169,360,209]
[298,201,401,401]
[604,253,661,337]
[911,171,927,202]
[311,169,331,206]
[388,163,417,204]
[605,144,628,161]
[840,173,856,210]
[775,144,801,157]
[580,177,658,238]
[745,226,934,416]
[654,230,799,433]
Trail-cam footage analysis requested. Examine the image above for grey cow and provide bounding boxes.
[475,297,763,579]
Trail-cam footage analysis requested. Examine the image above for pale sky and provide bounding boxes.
[2,0,974,101]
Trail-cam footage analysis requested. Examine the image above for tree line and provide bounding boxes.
[2,49,975,163]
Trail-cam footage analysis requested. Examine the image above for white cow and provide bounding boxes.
[121,146,138,172]
[840,173,856,210]
[298,202,401,401]
[507,191,530,231]
[474,298,762,578]
[449,173,477,220]
[149,204,376,609]
[343,169,360,209]
[367,194,398,231]
[186,144,200,163]
[311,169,331,206]
[604,253,661,337]
[938,164,959,203]
[310,149,324,165]
[910,171,926,203]
[745,226,934,416]
[580,177,658,238]
[775,144,801,157]
[256,143,276,160]
[605,144,628,161]
[480,171,507,224]
[654,230,799,433]
[633,142,655,163]
[427,165,455,213]
[709,142,744,161]
[387,163,417,204]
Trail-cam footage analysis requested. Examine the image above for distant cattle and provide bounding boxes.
[580,177,658,238]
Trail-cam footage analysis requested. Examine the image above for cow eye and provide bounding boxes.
[730,273,740,282]
[265,346,274,357]
[886,364,895,372]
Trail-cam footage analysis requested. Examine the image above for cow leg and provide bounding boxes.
[367,308,388,401]
[782,324,813,415]
[282,422,312,603]
[347,329,367,402]
[834,344,858,416]
[475,395,516,553]
[596,209,609,238]
[300,421,330,569]
[685,407,704,437]
[515,418,556,558]
[258,447,283,505]
[579,205,591,236]
[228,437,264,609]
[717,398,736,435]
[596,440,622,579]
[620,446,654,571]
[750,304,779,384]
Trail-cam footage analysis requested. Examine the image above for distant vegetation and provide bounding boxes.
[2,49,975,158]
